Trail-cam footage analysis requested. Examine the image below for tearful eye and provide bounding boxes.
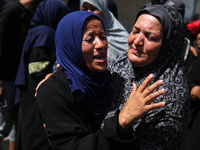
[85,38,93,42]
[83,36,94,42]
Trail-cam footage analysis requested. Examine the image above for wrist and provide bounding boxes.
[118,111,132,131]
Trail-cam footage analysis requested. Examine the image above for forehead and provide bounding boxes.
[136,14,161,27]
[83,19,104,33]
[135,14,162,32]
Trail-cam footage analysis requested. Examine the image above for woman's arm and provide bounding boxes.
[34,71,166,149]
[35,72,136,150]
[28,46,56,83]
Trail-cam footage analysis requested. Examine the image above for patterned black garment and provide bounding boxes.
[106,5,190,150]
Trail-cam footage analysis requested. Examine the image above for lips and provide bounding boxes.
[131,46,143,54]
[93,55,106,62]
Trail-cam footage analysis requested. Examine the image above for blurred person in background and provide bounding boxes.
[80,0,129,62]
[14,0,70,149]
[0,0,43,149]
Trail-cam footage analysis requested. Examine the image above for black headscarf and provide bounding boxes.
[107,5,190,149]
[132,5,185,81]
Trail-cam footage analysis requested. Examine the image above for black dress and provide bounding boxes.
[32,67,136,150]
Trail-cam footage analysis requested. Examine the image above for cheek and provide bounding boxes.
[82,44,93,61]
[197,40,200,46]
[128,34,134,45]
[146,43,160,58]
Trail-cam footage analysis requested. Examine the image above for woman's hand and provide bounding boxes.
[190,46,198,57]
[0,85,3,102]
[35,73,53,97]
[190,86,200,101]
[118,74,165,130]
[35,64,61,97]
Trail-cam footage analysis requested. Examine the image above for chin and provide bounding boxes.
[95,66,107,72]
[90,65,107,73]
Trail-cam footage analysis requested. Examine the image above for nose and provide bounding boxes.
[134,33,144,46]
[94,36,105,50]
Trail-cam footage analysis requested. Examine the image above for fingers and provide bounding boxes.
[45,73,53,80]
[146,101,165,111]
[129,83,138,97]
[138,74,154,92]
[35,73,53,97]
[56,64,61,70]
[143,79,164,97]
[145,88,165,104]
[119,74,166,130]
[35,79,45,97]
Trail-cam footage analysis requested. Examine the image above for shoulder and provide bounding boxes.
[0,1,28,23]
[0,1,21,15]
[108,53,130,74]
[32,25,55,33]
[36,67,75,113]
[37,67,71,99]
[27,25,55,43]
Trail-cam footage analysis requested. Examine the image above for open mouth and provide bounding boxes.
[93,55,106,61]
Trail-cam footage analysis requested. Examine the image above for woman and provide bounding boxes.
[184,29,200,149]
[184,53,200,150]
[107,5,190,149]
[80,0,129,62]
[32,11,165,149]
[185,21,200,71]
[14,0,70,149]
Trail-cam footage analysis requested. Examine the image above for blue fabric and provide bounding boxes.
[55,11,111,116]
[15,0,69,86]
[30,0,70,30]
[14,0,70,103]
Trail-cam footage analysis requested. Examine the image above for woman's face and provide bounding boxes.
[128,14,162,67]
[82,19,108,72]
[197,33,200,48]
[81,2,103,19]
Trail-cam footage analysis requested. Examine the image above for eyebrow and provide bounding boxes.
[133,26,160,37]
[85,30,105,34]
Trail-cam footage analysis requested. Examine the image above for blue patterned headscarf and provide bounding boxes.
[55,11,111,116]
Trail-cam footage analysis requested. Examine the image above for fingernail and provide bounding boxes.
[159,80,164,84]
[161,88,165,93]
[149,73,154,78]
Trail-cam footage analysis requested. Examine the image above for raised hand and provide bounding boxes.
[118,74,165,130]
